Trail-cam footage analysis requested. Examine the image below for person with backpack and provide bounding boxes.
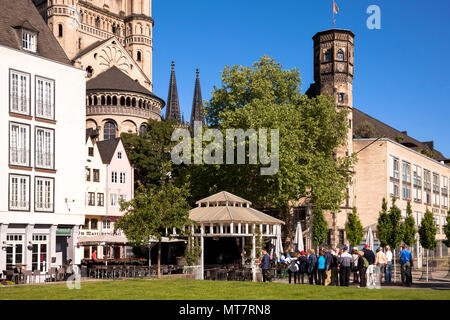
[323,248,332,286]
[298,251,308,284]
[363,244,376,286]
[308,249,318,285]
[287,253,299,284]
[330,249,339,286]
[351,248,360,284]
[358,250,369,288]
[317,250,326,285]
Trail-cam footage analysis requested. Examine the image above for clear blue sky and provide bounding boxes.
[151,0,450,157]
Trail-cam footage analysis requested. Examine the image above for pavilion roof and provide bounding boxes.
[190,192,284,225]
[195,191,252,206]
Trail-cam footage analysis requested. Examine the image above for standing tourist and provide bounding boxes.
[260,249,271,282]
[308,249,317,285]
[92,249,97,261]
[287,253,299,284]
[352,248,360,284]
[298,251,308,284]
[375,247,388,284]
[385,246,393,284]
[400,244,413,287]
[324,249,332,286]
[338,246,353,287]
[363,244,376,286]
[317,250,326,285]
[357,250,368,288]
[330,250,339,286]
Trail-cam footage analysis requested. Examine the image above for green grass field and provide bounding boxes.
[0,279,449,300]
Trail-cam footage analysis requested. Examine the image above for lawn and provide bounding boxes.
[0,278,449,300]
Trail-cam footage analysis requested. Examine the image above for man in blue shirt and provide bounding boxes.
[260,249,271,282]
[400,244,413,286]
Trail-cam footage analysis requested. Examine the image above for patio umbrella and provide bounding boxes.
[293,222,304,252]
[365,226,374,252]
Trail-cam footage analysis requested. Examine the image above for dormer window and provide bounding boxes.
[22,31,36,52]
[337,49,344,61]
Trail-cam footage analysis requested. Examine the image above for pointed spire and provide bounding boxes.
[190,68,205,130]
[166,60,181,123]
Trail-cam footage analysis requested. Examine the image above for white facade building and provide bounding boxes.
[0,0,86,276]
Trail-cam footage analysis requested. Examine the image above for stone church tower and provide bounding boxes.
[306,29,355,247]
[33,0,154,89]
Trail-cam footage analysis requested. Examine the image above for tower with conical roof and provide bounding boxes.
[165,61,181,123]
[190,69,205,129]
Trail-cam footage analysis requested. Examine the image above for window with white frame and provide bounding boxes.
[414,211,422,226]
[103,219,111,229]
[36,77,54,120]
[9,174,30,211]
[10,70,29,114]
[110,193,118,206]
[35,177,54,212]
[119,172,126,184]
[402,161,411,183]
[414,186,422,202]
[390,156,399,179]
[413,165,422,186]
[35,127,54,169]
[117,152,122,159]
[433,173,440,193]
[434,192,440,206]
[402,185,411,200]
[390,181,399,197]
[22,31,37,52]
[111,171,118,183]
[9,122,30,166]
[6,234,24,270]
[32,234,48,272]
[423,169,431,190]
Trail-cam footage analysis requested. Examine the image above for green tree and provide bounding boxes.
[444,210,450,248]
[121,118,180,188]
[345,206,364,247]
[354,120,376,138]
[192,56,356,242]
[387,197,404,250]
[376,198,391,247]
[115,181,192,277]
[418,208,437,281]
[311,206,328,247]
[402,201,416,247]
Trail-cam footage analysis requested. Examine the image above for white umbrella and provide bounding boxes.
[365,226,374,252]
[293,222,304,252]
[271,225,284,261]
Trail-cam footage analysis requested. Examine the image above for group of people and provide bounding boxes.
[260,244,414,287]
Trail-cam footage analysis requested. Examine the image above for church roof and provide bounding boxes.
[190,69,205,128]
[86,66,164,104]
[353,108,447,160]
[0,0,70,65]
[165,61,181,122]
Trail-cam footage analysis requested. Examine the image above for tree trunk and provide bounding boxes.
[157,242,161,279]
[426,249,429,282]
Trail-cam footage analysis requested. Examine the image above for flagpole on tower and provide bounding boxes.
[333,0,335,29]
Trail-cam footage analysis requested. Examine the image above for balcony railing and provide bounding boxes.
[9,200,29,210]
[35,100,54,119]
[10,148,30,166]
[35,152,54,169]
[10,95,29,114]
[35,202,53,211]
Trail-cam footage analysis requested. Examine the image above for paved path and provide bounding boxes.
[273,270,450,290]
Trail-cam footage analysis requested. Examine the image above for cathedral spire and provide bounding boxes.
[190,68,205,129]
[166,61,181,123]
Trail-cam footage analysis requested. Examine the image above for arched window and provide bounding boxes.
[139,124,146,137]
[101,96,106,105]
[86,66,93,78]
[337,49,344,61]
[112,96,117,105]
[104,121,116,140]
[58,24,63,37]
[325,49,331,62]
[137,51,142,62]
[106,96,112,105]
[120,97,125,106]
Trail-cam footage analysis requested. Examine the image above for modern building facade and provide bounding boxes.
[0,0,86,274]
[79,131,134,260]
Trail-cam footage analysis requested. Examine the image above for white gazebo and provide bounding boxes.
[188,191,285,281]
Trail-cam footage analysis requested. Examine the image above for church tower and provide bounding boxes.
[165,61,181,122]
[306,29,355,248]
[190,69,205,129]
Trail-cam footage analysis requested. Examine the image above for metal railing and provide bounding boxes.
[9,148,30,166]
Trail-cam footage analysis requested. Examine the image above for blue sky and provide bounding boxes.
[151,0,450,157]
